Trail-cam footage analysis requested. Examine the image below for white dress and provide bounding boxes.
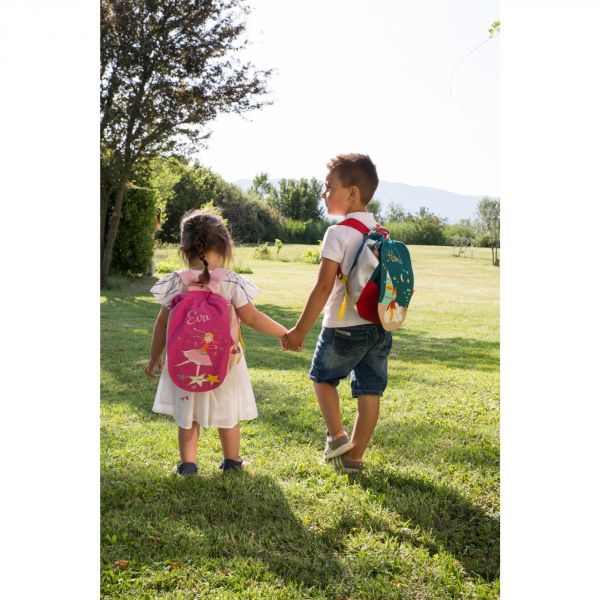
[151,269,259,429]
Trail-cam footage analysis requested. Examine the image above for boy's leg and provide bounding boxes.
[313,382,346,438]
[346,327,391,462]
[218,423,241,461]
[178,422,200,463]
[346,394,380,461]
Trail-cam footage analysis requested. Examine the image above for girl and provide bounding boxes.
[145,209,287,474]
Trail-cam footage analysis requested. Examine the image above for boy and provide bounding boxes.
[283,154,392,473]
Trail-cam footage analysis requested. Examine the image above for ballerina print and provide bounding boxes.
[176,330,219,387]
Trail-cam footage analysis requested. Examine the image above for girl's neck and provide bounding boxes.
[189,250,225,271]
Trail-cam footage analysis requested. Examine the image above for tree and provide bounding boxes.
[268,177,324,221]
[368,199,383,222]
[451,235,475,258]
[405,207,447,245]
[384,201,406,223]
[213,177,282,243]
[147,155,190,214]
[445,218,476,244]
[476,197,500,266]
[100,0,271,286]
[158,166,219,243]
[249,172,275,201]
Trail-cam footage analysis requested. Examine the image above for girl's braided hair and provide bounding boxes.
[178,209,234,283]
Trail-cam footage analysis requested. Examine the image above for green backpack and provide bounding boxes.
[338,219,414,331]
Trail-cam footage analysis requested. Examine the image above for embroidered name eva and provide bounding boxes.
[186,310,210,324]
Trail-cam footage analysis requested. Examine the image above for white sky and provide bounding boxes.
[195,0,500,196]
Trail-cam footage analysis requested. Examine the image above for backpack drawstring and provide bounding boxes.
[337,271,349,320]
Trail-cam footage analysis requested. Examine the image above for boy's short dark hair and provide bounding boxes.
[327,153,379,204]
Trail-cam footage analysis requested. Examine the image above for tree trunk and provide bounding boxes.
[100,182,112,261]
[100,179,127,288]
[492,246,499,267]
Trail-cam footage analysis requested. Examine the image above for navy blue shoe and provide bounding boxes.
[219,458,244,472]
[176,462,198,476]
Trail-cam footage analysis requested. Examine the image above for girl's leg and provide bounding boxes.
[178,422,200,463]
[314,382,346,438]
[218,423,241,461]
[346,394,380,461]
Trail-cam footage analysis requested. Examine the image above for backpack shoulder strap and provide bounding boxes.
[176,269,196,289]
[206,268,226,292]
[176,268,230,293]
[208,267,227,282]
[337,218,371,235]
[338,218,390,239]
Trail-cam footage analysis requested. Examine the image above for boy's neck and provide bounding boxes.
[344,204,367,215]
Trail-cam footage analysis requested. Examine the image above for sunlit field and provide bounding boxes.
[101,244,499,599]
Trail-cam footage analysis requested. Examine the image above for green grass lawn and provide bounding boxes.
[101,244,499,599]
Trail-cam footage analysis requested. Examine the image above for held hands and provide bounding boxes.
[144,356,163,378]
[280,326,305,352]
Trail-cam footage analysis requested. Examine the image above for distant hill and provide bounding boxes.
[234,178,483,223]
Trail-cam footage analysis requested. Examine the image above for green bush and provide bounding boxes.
[253,242,272,259]
[304,219,330,243]
[279,219,330,243]
[385,209,446,245]
[279,218,305,242]
[158,168,219,243]
[274,239,283,260]
[111,185,157,274]
[216,179,282,243]
[233,264,253,274]
[148,159,333,245]
[155,255,184,274]
[444,221,476,245]
[476,233,501,249]
[154,163,283,245]
[300,241,322,264]
[385,221,419,244]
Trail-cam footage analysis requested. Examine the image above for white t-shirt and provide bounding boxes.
[320,211,378,328]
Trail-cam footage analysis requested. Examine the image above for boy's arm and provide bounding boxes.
[236,302,288,339]
[285,258,339,350]
[145,306,169,377]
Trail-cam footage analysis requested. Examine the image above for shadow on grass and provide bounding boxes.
[101,465,498,593]
[102,469,346,591]
[374,420,499,471]
[358,469,499,582]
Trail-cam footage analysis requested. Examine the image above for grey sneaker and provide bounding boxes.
[323,431,352,459]
[328,454,364,474]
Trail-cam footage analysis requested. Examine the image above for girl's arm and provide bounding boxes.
[236,302,287,339]
[145,306,170,377]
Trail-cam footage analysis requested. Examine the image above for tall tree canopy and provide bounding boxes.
[269,177,323,221]
[101,0,271,286]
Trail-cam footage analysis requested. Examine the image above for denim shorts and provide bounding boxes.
[309,324,393,397]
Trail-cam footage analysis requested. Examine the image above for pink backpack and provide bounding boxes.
[167,269,241,392]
